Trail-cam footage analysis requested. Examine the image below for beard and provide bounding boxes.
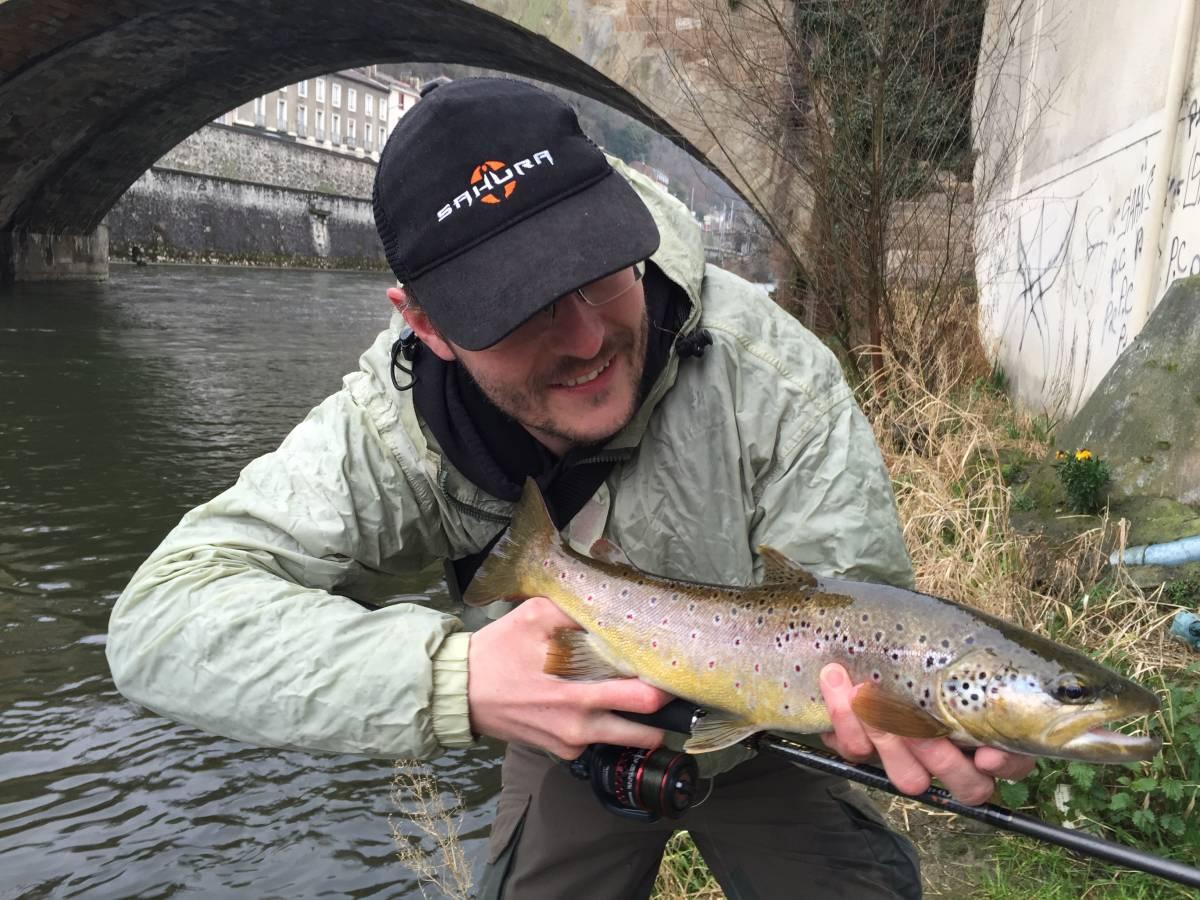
[456,305,649,451]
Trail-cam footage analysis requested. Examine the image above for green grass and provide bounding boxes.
[979,834,1197,899]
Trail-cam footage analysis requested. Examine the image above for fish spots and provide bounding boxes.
[688,602,696,613]
[558,572,568,581]
[735,681,741,690]
[941,639,950,649]
[918,635,927,644]
[794,664,802,672]
[757,616,765,626]
[895,623,904,631]
[890,651,901,661]
[576,573,586,581]
[708,660,716,669]
[754,663,761,673]
[586,594,595,603]
[626,613,635,621]
[871,671,882,681]
[542,559,552,568]
[714,614,722,624]
[733,638,742,648]
[620,588,630,598]
[649,596,658,606]
[814,641,822,649]
[672,659,679,667]
[964,635,975,645]
[691,631,698,640]
[925,655,935,670]
[874,631,883,642]
[861,613,870,623]
[651,640,658,649]
[661,617,669,625]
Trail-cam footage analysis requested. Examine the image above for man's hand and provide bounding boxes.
[818,663,1036,805]
[466,596,672,760]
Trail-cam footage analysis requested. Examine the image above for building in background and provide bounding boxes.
[214,66,419,160]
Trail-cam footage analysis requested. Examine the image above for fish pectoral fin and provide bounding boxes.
[589,538,635,568]
[757,545,819,588]
[682,710,760,753]
[544,628,634,681]
[850,683,951,739]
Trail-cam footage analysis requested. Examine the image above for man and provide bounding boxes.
[108,78,1034,898]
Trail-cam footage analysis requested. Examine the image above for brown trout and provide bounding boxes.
[464,480,1160,763]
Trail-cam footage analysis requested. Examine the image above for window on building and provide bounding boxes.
[316,77,326,102]
[365,94,374,118]
[254,95,267,127]
[347,117,357,148]
[347,88,357,112]
[277,97,287,129]
[332,113,341,144]
[397,93,405,111]
[332,83,341,108]
[297,104,307,138]
[365,122,373,149]
[379,126,386,151]
[297,80,308,98]
[316,108,325,142]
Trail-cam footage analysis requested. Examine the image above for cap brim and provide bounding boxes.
[408,170,661,351]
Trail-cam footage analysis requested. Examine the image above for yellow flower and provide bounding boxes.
[1075,449,1093,461]
[1055,450,1068,461]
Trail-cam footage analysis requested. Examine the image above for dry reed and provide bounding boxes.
[390,760,473,900]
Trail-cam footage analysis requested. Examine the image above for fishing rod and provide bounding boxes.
[605,699,1200,890]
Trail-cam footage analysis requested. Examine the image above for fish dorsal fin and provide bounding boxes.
[463,478,560,607]
[757,545,819,588]
[590,537,634,568]
[850,683,951,739]
[683,710,760,753]
[544,628,637,681]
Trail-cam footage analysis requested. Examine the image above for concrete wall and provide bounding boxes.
[974,0,1200,416]
[107,125,383,267]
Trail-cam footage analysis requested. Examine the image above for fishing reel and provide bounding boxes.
[567,699,706,823]
[568,744,698,822]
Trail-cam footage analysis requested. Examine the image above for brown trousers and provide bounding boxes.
[476,742,922,900]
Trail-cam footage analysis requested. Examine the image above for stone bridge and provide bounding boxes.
[0,0,793,281]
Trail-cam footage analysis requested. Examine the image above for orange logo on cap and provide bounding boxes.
[436,149,555,222]
[471,160,517,204]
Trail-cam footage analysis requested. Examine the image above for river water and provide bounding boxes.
[0,265,503,898]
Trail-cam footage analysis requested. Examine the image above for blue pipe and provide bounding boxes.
[1109,534,1200,567]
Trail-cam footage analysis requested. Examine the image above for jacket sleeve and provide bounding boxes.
[749,344,915,590]
[106,389,475,759]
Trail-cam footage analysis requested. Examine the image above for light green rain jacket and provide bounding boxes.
[106,162,914,763]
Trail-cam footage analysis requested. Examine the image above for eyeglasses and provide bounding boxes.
[544,262,645,321]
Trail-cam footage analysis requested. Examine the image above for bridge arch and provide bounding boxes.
[0,0,784,250]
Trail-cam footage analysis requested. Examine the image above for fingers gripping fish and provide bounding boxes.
[463,479,1160,763]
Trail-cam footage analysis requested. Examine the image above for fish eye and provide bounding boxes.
[1050,677,1092,704]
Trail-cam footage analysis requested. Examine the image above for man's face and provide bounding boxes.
[406,274,649,456]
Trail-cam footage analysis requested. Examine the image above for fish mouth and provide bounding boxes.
[1057,726,1161,762]
[1041,693,1161,763]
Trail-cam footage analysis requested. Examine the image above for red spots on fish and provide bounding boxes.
[734,639,742,647]
[709,660,716,669]
[783,680,789,689]
[542,559,551,568]
[754,663,761,673]
[661,618,669,625]
[626,613,635,620]
[735,681,741,689]
[558,572,567,581]
[691,631,698,640]
[671,659,678,667]
[651,640,658,648]
[794,664,801,671]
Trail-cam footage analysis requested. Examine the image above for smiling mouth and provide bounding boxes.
[554,356,613,388]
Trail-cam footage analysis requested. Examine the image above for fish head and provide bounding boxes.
[931,646,1161,763]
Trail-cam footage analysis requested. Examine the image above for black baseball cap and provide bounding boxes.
[372,77,661,351]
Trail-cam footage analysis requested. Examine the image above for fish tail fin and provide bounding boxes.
[462,478,560,606]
